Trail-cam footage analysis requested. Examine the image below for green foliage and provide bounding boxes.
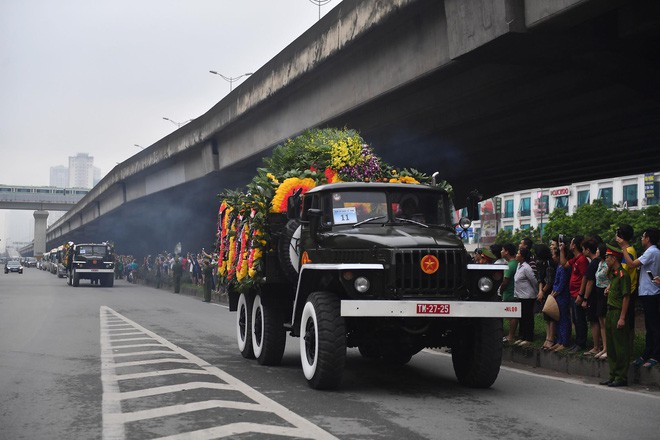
[494,226,541,246]
[496,200,660,255]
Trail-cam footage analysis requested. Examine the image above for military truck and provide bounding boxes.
[222,177,519,390]
[65,242,115,287]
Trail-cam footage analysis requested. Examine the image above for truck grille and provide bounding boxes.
[391,249,466,296]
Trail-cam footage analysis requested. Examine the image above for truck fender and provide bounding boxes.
[290,263,384,335]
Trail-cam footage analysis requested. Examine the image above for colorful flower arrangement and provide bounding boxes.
[215,127,432,292]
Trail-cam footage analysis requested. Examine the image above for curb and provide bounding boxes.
[503,344,660,387]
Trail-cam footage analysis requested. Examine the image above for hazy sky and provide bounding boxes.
[0,0,338,187]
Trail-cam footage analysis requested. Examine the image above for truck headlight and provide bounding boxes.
[354,276,370,293]
[477,276,494,293]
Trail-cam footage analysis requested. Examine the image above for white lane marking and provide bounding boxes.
[109,368,215,381]
[109,332,146,337]
[423,349,660,399]
[101,306,338,440]
[110,337,154,343]
[104,400,268,423]
[111,343,163,349]
[104,382,234,402]
[114,358,195,368]
[158,422,324,440]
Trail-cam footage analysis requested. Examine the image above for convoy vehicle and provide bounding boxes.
[65,242,115,287]
[222,179,520,390]
[4,260,23,274]
[217,128,519,390]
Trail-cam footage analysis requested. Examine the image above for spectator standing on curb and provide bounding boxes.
[202,259,213,302]
[519,237,537,276]
[172,257,183,294]
[581,238,603,356]
[599,245,632,387]
[535,244,556,349]
[499,243,518,343]
[617,227,660,369]
[561,235,589,352]
[513,247,539,346]
[617,225,639,336]
[593,242,610,360]
[550,246,571,352]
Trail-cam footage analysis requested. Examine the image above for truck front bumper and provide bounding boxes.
[341,300,521,318]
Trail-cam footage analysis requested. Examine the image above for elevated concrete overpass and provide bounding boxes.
[45,0,660,257]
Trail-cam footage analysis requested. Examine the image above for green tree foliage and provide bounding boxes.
[494,201,660,255]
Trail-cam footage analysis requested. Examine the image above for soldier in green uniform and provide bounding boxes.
[172,257,183,293]
[202,259,213,302]
[599,245,632,387]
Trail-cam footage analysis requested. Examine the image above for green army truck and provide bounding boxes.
[225,178,520,390]
[65,242,115,287]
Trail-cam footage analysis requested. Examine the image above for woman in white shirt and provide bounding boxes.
[514,247,539,346]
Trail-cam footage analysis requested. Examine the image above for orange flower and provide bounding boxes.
[270,177,316,213]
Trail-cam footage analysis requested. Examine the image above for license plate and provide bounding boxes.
[416,303,450,314]
[91,269,99,272]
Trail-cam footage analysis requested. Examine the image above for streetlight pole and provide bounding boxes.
[209,71,253,91]
[162,117,192,128]
[308,0,332,20]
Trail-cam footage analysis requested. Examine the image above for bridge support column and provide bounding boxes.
[33,210,49,257]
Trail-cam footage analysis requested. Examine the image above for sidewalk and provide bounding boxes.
[503,343,660,388]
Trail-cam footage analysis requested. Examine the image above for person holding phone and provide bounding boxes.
[616,228,660,369]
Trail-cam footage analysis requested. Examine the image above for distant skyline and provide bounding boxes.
[0,0,339,251]
[0,0,338,187]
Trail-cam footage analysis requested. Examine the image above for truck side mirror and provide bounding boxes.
[287,188,304,219]
[466,190,482,220]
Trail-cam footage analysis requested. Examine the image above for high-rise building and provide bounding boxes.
[50,165,69,187]
[68,153,95,189]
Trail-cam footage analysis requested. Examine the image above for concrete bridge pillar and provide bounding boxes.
[33,210,49,257]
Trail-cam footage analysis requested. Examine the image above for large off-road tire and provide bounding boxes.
[299,292,346,390]
[451,318,503,388]
[236,293,255,359]
[72,269,80,287]
[251,293,286,366]
[277,219,301,283]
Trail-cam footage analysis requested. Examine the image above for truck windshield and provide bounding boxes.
[325,189,454,227]
[76,245,110,258]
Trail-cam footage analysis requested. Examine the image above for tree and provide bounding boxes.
[495,201,660,255]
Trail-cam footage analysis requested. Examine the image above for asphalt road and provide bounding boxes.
[1,268,658,440]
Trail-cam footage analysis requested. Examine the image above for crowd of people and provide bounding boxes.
[114,248,219,302]
[474,225,660,387]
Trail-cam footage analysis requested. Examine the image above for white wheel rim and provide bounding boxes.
[300,301,318,380]
[251,294,264,358]
[236,294,249,351]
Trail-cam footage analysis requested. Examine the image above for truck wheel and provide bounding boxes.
[299,292,345,390]
[451,318,502,388]
[251,294,286,365]
[72,270,80,287]
[107,274,114,287]
[277,219,301,283]
[236,293,255,359]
